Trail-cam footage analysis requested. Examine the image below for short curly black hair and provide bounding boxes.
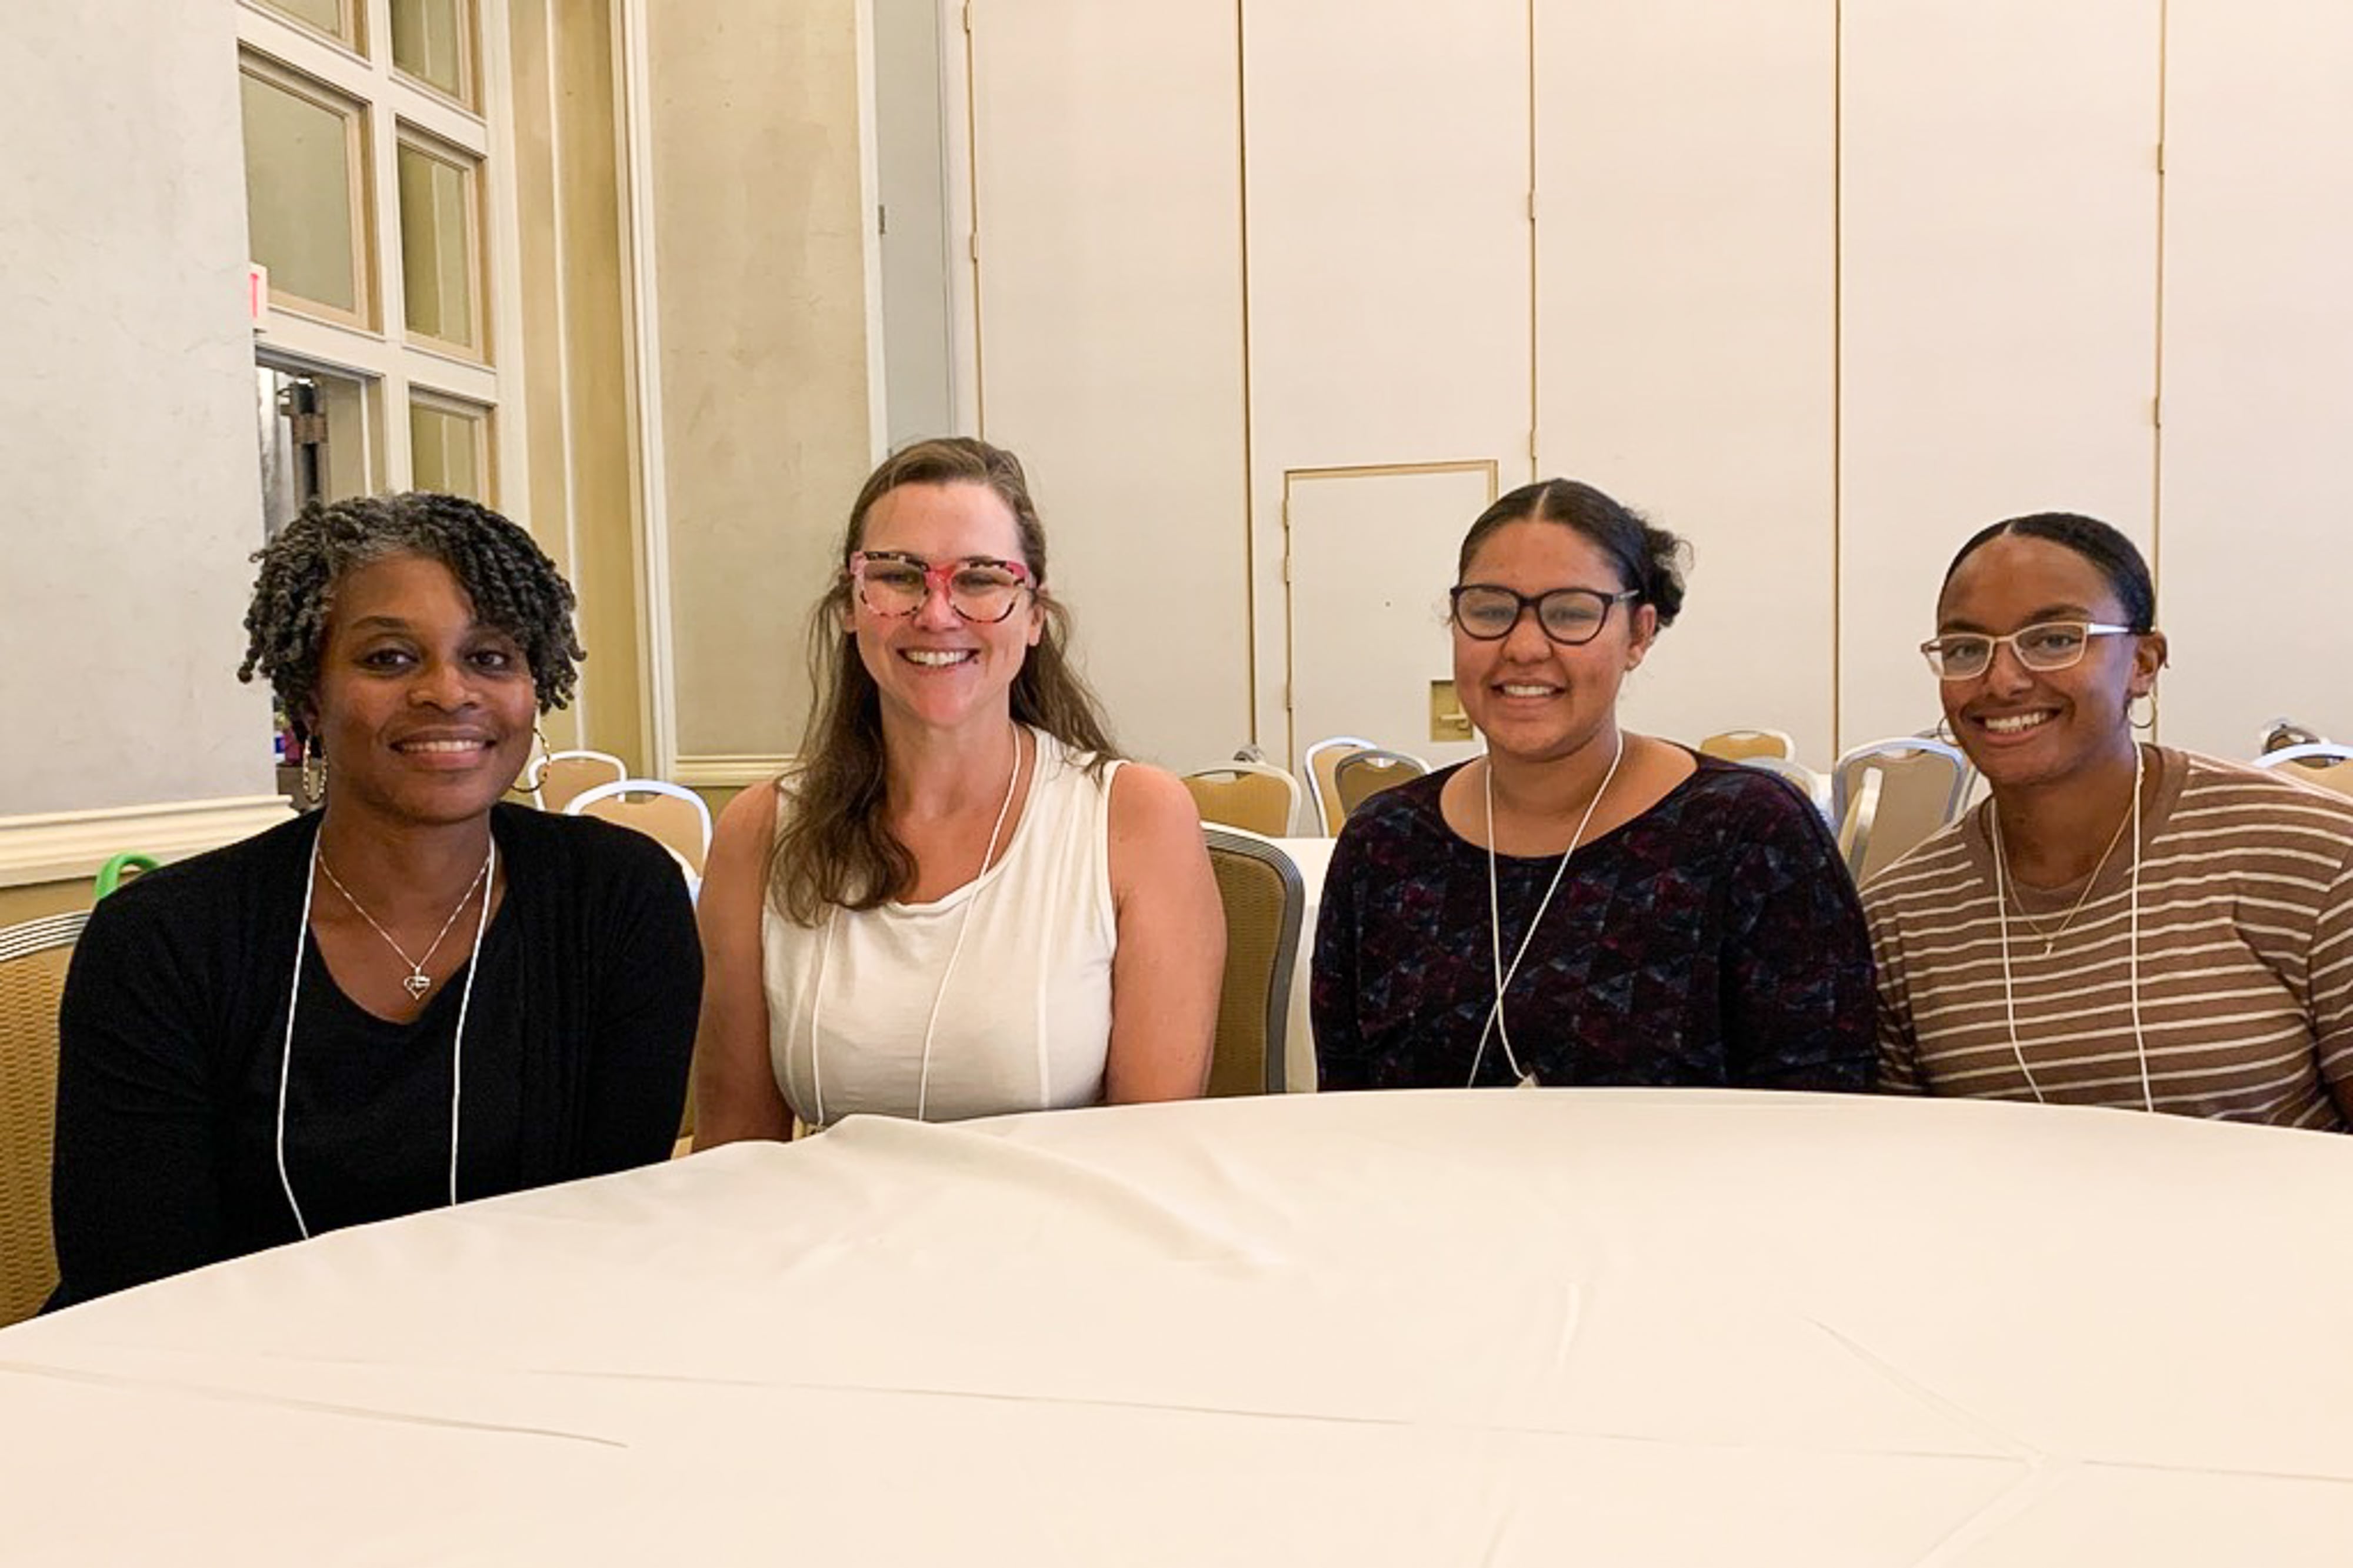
[239,492,585,743]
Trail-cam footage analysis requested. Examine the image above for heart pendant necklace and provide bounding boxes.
[318,846,494,1002]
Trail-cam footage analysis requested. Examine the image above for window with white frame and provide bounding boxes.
[236,0,516,518]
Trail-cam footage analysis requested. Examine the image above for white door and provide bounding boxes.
[1285,463,1497,778]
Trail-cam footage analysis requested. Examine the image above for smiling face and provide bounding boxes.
[1453,519,1657,765]
[1934,532,2162,791]
[307,552,538,829]
[847,481,1044,738]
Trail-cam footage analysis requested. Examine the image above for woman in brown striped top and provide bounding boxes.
[1863,513,2353,1129]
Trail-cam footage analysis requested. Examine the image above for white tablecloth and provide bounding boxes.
[6,1091,2351,1563]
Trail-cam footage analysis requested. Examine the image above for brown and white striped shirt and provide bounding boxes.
[1863,748,2353,1130]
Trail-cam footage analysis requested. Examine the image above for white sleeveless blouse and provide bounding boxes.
[762,729,1121,1126]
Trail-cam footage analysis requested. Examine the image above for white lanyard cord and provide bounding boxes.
[1992,743,2152,1112]
[277,828,496,1239]
[805,725,1026,1128]
[1468,732,1627,1089]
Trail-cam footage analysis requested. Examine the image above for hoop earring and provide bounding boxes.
[521,724,552,792]
[301,740,327,805]
[1932,717,1959,746]
[2128,693,2157,732]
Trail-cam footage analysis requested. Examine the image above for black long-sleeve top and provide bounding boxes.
[1311,758,1876,1093]
[48,803,700,1309]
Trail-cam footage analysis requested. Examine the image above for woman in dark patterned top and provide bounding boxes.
[1311,479,1875,1092]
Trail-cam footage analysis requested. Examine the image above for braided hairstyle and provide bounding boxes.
[239,492,584,745]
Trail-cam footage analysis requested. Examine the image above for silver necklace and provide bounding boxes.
[1468,732,1627,1090]
[318,846,494,1000]
[1990,768,2135,956]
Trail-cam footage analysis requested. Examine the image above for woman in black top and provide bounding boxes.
[1311,479,1874,1092]
[48,493,699,1308]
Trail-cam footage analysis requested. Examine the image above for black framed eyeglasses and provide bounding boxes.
[1449,584,1639,646]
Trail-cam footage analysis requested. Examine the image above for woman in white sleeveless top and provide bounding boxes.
[694,438,1223,1135]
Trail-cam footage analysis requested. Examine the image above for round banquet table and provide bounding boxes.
[4,1089,2351,1564]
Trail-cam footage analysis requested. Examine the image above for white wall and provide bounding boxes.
[1535,0,1838,762]
[0,1,272,817]
[1838,0,2159,748]
[965,0,1251,770]
[936,0,2353,773]
[2155,0,2353,758]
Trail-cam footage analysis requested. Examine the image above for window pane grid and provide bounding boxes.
[243,0,508,500]
[396,135,484,356]
[409,394,491,502]
[240,63,371,325]
[391,0,474,105]
[249,0,357,49]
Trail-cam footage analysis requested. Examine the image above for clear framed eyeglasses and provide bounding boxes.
[1919,620,2137,680]
[1448,584,1639,646]
[849,550,1034,624]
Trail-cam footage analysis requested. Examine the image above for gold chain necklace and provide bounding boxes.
[317,849,494,1000]
[1990,785,2134,958]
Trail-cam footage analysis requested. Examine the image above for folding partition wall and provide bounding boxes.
[1836,0,2161,748]
[948,0,2351,771]
[2156,0,2353,757]
[961,1,1251,770]
[1239,0,1534,766]
[1532,0,1837,759]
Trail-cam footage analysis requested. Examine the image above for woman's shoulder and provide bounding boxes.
[2168,748,2353,846]
[72,809,318,973]
[97,809,315,915]
[493,800,686,890]
[1668,752,1828,834]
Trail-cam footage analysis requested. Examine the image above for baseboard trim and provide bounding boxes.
[670,754,792,788]
[0,795,296,889]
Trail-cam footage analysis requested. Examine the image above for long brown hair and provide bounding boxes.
[768,437,1118,923]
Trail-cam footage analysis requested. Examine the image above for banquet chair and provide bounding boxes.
[1834,770,1884,885]
[2258,718,2328,757]
[2252,742,2353,799]
[1739,754,1832,820]
[565,779,714,893]
[525,748,628,813]
[1183,764,1301,839]
[1,909,87,1326]
[1332,748,1429,820]
[1302,735,1378,835]
[1831,737,1970,887]
[1698,728,1795,763]
[1202,829,1302,1096]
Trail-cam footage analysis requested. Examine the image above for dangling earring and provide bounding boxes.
[2128,693,2157,732]
[301,738,327,805]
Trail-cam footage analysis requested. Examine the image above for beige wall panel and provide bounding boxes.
[1287,466,1492,778]
[1838,0,2160,750]
[646,0,874,766]
[504,0,582,750]
[0,2,272,815]
[1243,0,1533,764]
[550,0,647,768]
[2155,1,2353,759]
[969,0,1248,770]
[1534,0,1837,765]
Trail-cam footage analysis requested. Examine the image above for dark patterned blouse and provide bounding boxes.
[1311,755,1876,1092]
